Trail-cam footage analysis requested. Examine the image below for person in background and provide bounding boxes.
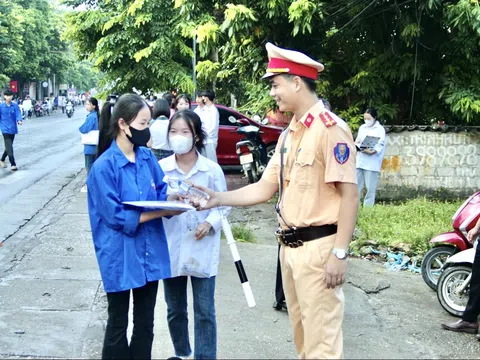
[175,94,191,111]
[150,98,174,161]
[0,89,23,171]
[23,95,33,118]
[355,108,386,207]
[160,110,227,360]
[194,93,205,115]
[196,90,219,163]
[87,94,186,360]
[163,93,176,119]
[79,97,100,193]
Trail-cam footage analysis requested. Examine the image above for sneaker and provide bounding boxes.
[80,185,88,193]
[0,161,6,168]
[11,166,17,171]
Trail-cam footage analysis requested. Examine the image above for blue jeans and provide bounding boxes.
[357,168,380,207]
[163,276,216,359]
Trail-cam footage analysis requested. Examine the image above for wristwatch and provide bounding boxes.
[332,248,348,260]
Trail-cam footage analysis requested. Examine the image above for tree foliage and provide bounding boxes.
[65,0,480,125]
[0,0,96,94]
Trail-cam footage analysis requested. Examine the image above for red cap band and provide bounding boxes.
[266,57,318,80]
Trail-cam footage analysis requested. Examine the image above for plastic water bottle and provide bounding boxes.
[167,178,210,208]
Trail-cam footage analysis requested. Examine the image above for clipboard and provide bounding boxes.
[356,135,380,151]
[123,201,194,211]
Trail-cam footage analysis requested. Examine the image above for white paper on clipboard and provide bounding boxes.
[357,135,380,150]
[123,201,194,211]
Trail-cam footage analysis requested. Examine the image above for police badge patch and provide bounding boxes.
[334,143,350,164]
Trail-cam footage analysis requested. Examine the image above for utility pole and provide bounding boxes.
[192,36,197,98]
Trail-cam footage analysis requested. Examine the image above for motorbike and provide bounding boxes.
[41,102,50,116]
[65,102,74,118]
[230,116,268,184]
[422,191,480,290]
[34,103,44,117]
[436,240,476,317]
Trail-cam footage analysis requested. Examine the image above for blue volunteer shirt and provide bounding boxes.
[87,140,171,293]
[79,111,99,155]
[0,102,22,134]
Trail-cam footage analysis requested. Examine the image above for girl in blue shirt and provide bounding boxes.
[86,94,185,360]
[79,97,99,192]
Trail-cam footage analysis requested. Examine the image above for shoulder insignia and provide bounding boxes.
[320,111,337,128]
[303,113,315,128]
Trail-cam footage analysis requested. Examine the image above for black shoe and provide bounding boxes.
[273,300,287,311]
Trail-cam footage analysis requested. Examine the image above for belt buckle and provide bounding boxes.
[275,229,285,246]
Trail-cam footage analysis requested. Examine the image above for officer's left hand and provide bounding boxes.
[195,222,212,240]
[325,254,347,289]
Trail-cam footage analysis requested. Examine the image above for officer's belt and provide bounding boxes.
[275,224,337,248]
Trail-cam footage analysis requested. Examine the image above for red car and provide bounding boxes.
[192,103,283,166]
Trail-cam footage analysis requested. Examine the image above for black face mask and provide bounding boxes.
[125,126,151,147]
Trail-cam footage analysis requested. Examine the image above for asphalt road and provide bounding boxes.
[0,107,85,204]
[0,107,86,243]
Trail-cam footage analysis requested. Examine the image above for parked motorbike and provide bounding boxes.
[437,240,476,317]
[65,102,74,118]
[422,191,480,290]
[230,116,268,184]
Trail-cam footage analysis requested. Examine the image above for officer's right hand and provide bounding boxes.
[191,184,219,210]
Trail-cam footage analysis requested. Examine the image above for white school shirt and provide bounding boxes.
[355,121,386,172]
[197,104,220,145]
[160,153,229,277]
[150,116,171,150]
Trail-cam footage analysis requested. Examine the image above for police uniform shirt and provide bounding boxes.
[262,101,357,229]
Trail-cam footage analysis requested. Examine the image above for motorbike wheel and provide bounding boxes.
[421,246,457,290]
[437,265,471,317]
[266,144,276,161]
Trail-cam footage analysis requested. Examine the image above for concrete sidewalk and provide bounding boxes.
[0,165,479,359]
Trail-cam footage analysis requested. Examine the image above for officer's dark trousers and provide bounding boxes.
[275,244,286,304]
[102,281,159,360]
[1,134,16,166]
[462,245,480,322]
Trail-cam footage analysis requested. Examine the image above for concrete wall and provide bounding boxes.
[377,130,480,200]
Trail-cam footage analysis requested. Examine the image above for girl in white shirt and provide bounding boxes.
[149,99,173,160]
[355,108,386,206]
[160,109,227,360]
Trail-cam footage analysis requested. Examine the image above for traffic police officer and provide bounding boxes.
[198,43,359,359]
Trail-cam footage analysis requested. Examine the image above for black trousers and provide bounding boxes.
[275,244,286,304]
[102,281,159,360]
[1,133,16,166]
[463,245,480,322]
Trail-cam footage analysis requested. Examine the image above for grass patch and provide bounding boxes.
[355,197,464,255]
[221,223,257,243]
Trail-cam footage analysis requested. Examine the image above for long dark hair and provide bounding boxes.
[152,98,170,119]
[88,97,99,114]
[97,94,151,158]
[167,110,206,153]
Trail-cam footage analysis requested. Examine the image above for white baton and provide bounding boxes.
[220,216,256,308]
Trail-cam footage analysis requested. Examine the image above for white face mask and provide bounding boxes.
[365,119,375,127]
[169,135,194,155]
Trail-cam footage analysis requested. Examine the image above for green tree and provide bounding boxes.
[64,0,480,126]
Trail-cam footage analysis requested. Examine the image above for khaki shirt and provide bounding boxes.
[262,101,357,229]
